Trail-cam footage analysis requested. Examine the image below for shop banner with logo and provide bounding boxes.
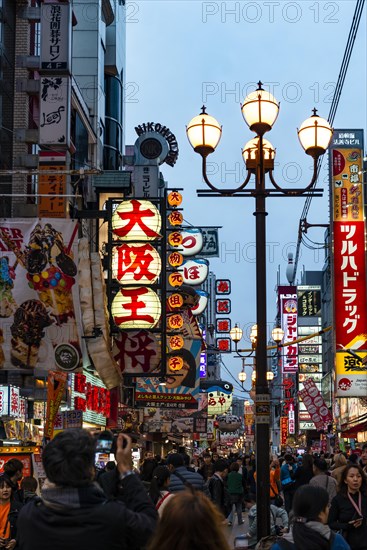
[45,371,68,440]
[135,339,201,409]
[298,378,332,431]
[330,130,367,397]
[279,286,298,373]
[280,417,288,445]
[0,219,82,372]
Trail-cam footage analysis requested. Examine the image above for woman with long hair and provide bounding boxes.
[147,490,231,550]
[328,464,367,550]
[331,453,348,487]
[271,485,350,550]
[148,466,174,516]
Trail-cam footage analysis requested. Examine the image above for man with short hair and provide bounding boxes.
[167,453,204,492]
[208,459,229,515]
[309,457,337,504]
[16,429,157,550]
[198,453,212,481]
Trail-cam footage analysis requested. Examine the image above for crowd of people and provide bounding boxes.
[0,429,365,550]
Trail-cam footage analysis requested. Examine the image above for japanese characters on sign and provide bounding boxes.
[280,417,288,445]
[331,131,367,397]
[200,228,220,257]
[110,200,162,330]
[181,258,209,286]
[216,279,231,295]
[297,286,321,317]
[216,338,231,353]
[216,299,231,314]
[71,372,111,426]
[40,3,72,72]
[0,386,21,418]
[112,330,161,375]
[204,381,233,415]
[279,287,298,373]
[216,318,231,333]
[298,378,332,431]
[38,152,67,218]
[179,228,204,257]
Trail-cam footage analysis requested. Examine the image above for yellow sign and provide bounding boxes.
[168,272,183,287]
[332,148,363,222]
[168,252,183,267]
[168,232,183,247]
[335,351,367,375]
[167,191,183,207]
[167,314,184,330]
[168,356,183,371]
[169,335,184,350]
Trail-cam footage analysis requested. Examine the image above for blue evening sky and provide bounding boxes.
[125,1,367,385]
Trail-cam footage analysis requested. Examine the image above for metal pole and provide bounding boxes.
[254,135,270,540]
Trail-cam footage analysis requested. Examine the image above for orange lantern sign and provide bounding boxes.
[167,293,184,309]
[167,313,184,330]
[168,356,184,371]
[168,211,184,226]
[111,286,161,329]
[111,199,162,241]
[168,251,184,267]
[169,335,184,350]
[167,191,183,207]
[168,231,183,247]
[168,272,183,287]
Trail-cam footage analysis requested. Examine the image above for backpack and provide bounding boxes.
[255,532,336,550]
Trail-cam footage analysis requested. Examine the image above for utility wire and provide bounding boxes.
[292,0,366,282]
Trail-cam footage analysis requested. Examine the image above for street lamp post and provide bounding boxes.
[186,82,332,540]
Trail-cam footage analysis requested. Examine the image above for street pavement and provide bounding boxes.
[226,513,250,549]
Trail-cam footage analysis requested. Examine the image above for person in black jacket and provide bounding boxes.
[328,464,367,550]
[0,478,22,550]
[208,459,229,516]
[16,429,157,550]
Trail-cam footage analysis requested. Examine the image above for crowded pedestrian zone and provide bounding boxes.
[0,429,366,550]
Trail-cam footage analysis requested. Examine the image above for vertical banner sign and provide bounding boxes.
[331,130,367,397]
[279,286,298,373]
[38,152,67,218]
[45,371,68,440]
[40,3,72,72]
[39,77,71,148]
[280,417,288,445]
[298,378,332,431]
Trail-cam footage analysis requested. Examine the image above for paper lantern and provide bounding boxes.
[167,293,184,309]
[168,251,184,267]
[169,335,184,350]
[180,228,204,257]
[168,272,183,287]
[111,286,161,329]
[112,243,161,284]
[112,199,161,241]
[168,211,184,226]
[167,313,184,330]
[168,231,183,247]
[167,191,183,207]
[168,356,184,371]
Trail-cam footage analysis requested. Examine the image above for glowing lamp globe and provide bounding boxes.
[230,323,243,343]
[242,137,275,163]
[298,110,333,157]
[111,286,161,329]
[238,371,247,383]
[112,199,162,241]
[241,84,279,135]
[186,107,222,156]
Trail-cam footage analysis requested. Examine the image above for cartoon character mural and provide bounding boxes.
[201,380,233,416]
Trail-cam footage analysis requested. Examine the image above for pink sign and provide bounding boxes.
[298,378,332,431]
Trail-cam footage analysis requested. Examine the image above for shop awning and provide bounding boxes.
[340,419,367,438]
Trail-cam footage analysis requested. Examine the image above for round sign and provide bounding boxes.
[168,252,184,267]
[168,232,183,247]
[54,343,80,372]
[168,356,184,371]
[167,293,184,309]
[112,199,162,241]
[112,243,161,284]
[167,191,183,207]
[180,228,204,257]
[168,272,183,287]
[111,286,161,329]
[167,313,184,330]
[140,138,163,160]
[168,211,184,226]
[169,335,184,350]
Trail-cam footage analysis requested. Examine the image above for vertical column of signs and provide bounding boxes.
[109,199,163,376]
[215,279,232,352]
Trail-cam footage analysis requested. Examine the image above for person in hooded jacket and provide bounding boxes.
[271,485,350,550]
[16,429,157,550]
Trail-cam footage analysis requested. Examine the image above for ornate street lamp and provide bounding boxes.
[187,82,332,540]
